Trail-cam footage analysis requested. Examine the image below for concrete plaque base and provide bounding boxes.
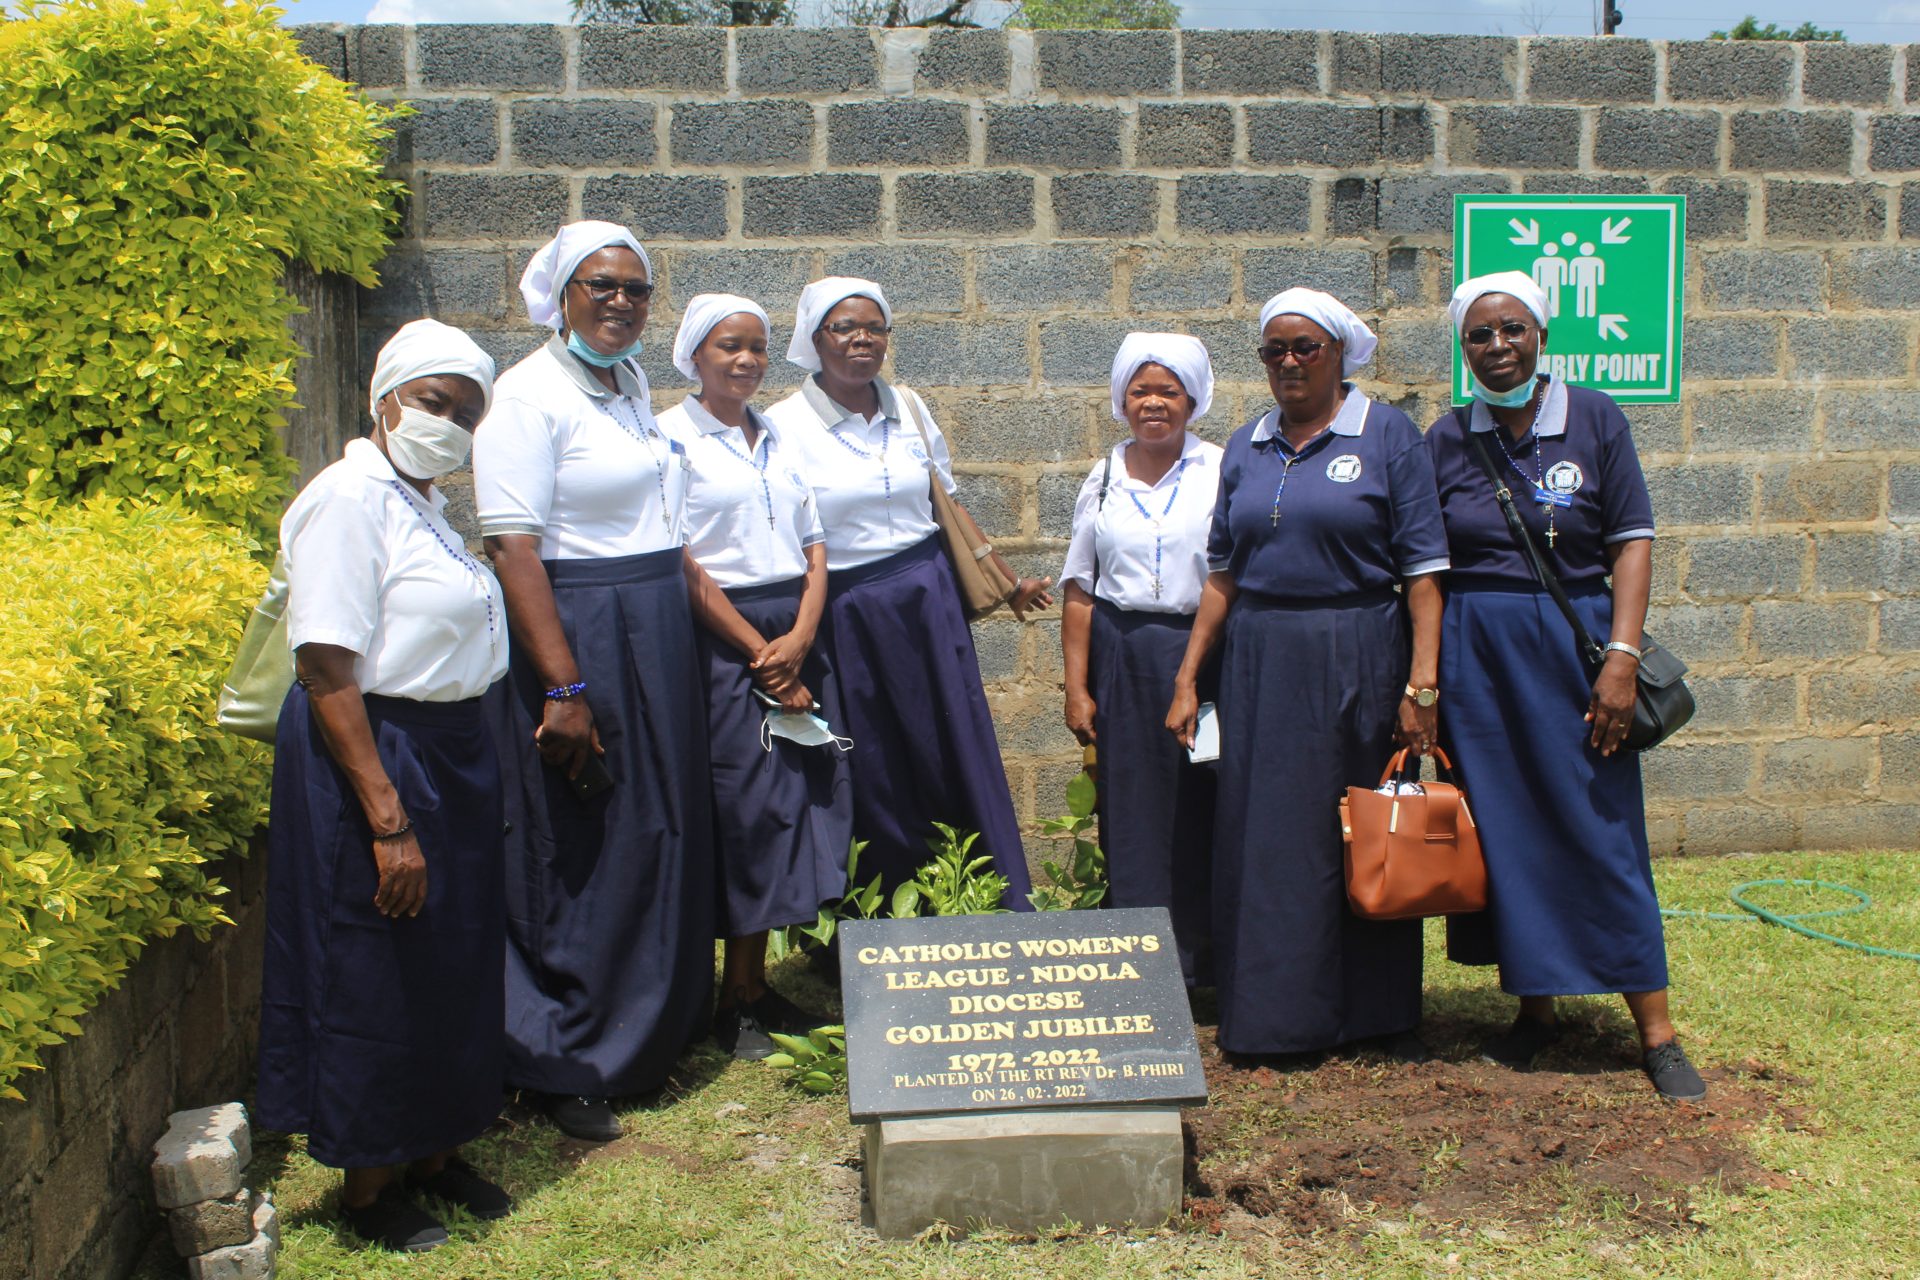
[863,1106,1183,1239]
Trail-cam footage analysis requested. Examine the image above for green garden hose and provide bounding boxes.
[1663,878,1920,963]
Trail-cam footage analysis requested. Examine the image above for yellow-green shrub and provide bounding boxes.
[0,499,270,1099]
[0,0,402,541]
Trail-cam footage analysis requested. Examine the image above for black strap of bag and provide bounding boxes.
[1465,424,1694,750]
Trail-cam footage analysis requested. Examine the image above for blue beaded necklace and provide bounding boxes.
[710,411,777,531]
[1122,454,1192,601]
[1267,418,1328,526]
[598,396,674,534]
[384,480,499,651]
[824,413,894,533]
[1490,383,1558,547]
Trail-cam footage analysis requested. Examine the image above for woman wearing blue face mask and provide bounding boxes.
[658,294,852,1060]
[1428,272,1702,1103]
[474,223,782,1141]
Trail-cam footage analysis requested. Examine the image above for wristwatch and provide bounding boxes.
[1404,684,1439,707]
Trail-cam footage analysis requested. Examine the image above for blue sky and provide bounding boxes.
[276,0,1920,41]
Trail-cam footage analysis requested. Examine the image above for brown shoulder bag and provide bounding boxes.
[1340,747,1488,920]
[897,385,1019,622]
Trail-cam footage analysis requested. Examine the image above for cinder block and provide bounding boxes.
[1755,601,1874,658]
[1683,534,1807,597]
[1803,802,1920,851]
[1136,104,1233,169]
[1038,469,1090,539]
[743,175,882,239]
[1183,30,1319,94]
[976,246,1113,312]
[1766,181,1888,241]
[1759,460,1883,524]
[1332,33,1515,99]
[1784,317,1909,380]
[896,173,1032,235]
[1870,116,1920,171]
[1644,602,1749,663]
[1813,532,1920,591]
[1052,174,1158,238]
[1904,186,1920,240]
[1661,178,1751,242]
[151,1103,250,1211]
[985,105,1123,169]
[1329,177,1378,237]
[1527,38,1655,102]
[1642,742,1754,801]
[1683,805,1802,854]
[577,25,727,91]
[1645,462,1754,526]
[1035,31,1175,95]
[737,28,878,94]
[168,1190,251,1258]
[583,175,728,241]
[1811,670,1920,727]
[290,24,347,80]
[420,172,569,240]
[1378,175,1509,234]
[1882,601,1920,651]
[1174,176,1310,236]
[399,99,498,166]
[1830,247,1920,309]
[418,24,562,91]
[1666,40,1792,103]
[1372,316,1451,385]
[1128,249,1233,313]
[890,320,1030,386]
[184,1227,274,1280]
[1041,317,1135,385]
[661,248,814,314]
[513,100,655,169]
[1184,318,1261,389]
[1893,463,1920,521]
[1731,111,1855,175]
[345,25,406,90]
[1699,249,1823,311]
[1245,248,1375,309]
[1684,675,1799,732]
[941,394,1091,465]
[915,30,1008,91]
[362,248,509,323]
[1522,174,1652,196]
[824,246,965,315]
[972,607,1026,680]
[1629,402,1686,453]
[829,100,969,167]
[1448,105,1582,170]
[1802,43,1894,106]
[1821,388,1920,453]
[1691,389,1814,453]
[1684,316,1783,380]
[1593,109,1721,172]
[670,100,811,169]
[251,1193,279,1251]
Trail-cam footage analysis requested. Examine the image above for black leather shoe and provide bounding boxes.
[748,986,831,1034]
[1643,1040,1707,1102]
[341,1184,448,1253]
[1480,1015,1563,1068]
[544,1094,621,1142]
[713,1005,778,1060]
[409,1155,513,1220]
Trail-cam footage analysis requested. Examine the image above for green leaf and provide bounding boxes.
[1065,768,1097,819]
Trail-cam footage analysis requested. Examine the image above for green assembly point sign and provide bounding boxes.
[1452,194,1686,405]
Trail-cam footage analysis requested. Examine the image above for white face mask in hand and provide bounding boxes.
[382,402,473,480]
[754,690,853,752]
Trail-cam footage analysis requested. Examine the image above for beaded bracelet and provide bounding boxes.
[544,681,588,701]
[372,818,413,843]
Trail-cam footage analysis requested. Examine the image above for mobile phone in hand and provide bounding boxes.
[569,753,614,801]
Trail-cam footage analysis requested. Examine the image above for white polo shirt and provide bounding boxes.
[474,335,689,560]
[282,438,508,702]
[1060,432,1224,616]
[763,377,958,572]
[659,395,823,589]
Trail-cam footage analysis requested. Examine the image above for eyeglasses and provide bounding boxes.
[1257,339,1328,366]
[568,276,654,303]
[1462,321,1533,347]
[821,320,893,339]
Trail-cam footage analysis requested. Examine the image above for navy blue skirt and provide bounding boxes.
[1440,579,1668,995]
[486,548,715,1097]
[1213,589,1423,1054]
[699,577,853,937]
[822,536,1031,904]
[258,686,505,1169]
[1090,600,1215,986]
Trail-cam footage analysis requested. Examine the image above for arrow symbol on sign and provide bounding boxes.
[1508,218,1540,245]
[1598,314,1629,341]
[1601,217,1633,244]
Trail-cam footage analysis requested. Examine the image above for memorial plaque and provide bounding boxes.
[840,907,1207,1124]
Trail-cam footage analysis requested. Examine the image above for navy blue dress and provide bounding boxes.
[1430,376,1668,996]
[1208,390,1450,1055]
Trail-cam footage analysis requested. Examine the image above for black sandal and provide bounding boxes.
[341,1183,449,1253]
[410,1155,513,1220]
[1479,1014,1563,1068]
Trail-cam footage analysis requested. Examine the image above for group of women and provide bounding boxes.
[252,211,1698,1252]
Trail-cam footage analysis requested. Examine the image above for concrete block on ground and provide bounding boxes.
[252,1193,280,1251]
[864,1107,1182,1239]
[184,1226,275,1280]
[151,1103,250,1211]
[168,1190,251,1258]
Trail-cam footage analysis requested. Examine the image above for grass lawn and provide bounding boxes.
[146,850,1920,1279]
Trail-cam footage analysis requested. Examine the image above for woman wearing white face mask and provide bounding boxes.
[258,319,513,1253]
[658,295,852,1060]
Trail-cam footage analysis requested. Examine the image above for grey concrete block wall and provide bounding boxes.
[294,21,1920,857]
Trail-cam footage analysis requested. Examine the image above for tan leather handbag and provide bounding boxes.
[1340,747,1487,921]
[897,386,1019,622]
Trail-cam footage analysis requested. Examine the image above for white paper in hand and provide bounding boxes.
[1187,701,1220,764]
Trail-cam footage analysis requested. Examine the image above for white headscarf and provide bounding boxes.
[1258,288,1379,375]
[517,220,653,332]
[367,319,497,422]
[1448,270,1550,334]
[1108,332,1214,425]
[786,277,893,372]
[672,294,772,382]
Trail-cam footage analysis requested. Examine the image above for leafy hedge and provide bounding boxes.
[0,501,271,1099]
[0,0,402,541]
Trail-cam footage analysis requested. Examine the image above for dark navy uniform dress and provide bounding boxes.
[1429,375,1669,996]
[1208,389,1450,1055]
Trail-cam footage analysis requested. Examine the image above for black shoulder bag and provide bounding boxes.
[1465,429,1694,751]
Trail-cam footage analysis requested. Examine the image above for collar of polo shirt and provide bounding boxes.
[800,374,900,428]
[1468,373,1569,439]
[1251,382,1371,444]
[546,332,648,402]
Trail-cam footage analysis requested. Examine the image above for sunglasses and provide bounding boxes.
[1462,321,1534,347]
[821,320,893,339]
[568,276,654,303]
[1257,339,1329,366]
